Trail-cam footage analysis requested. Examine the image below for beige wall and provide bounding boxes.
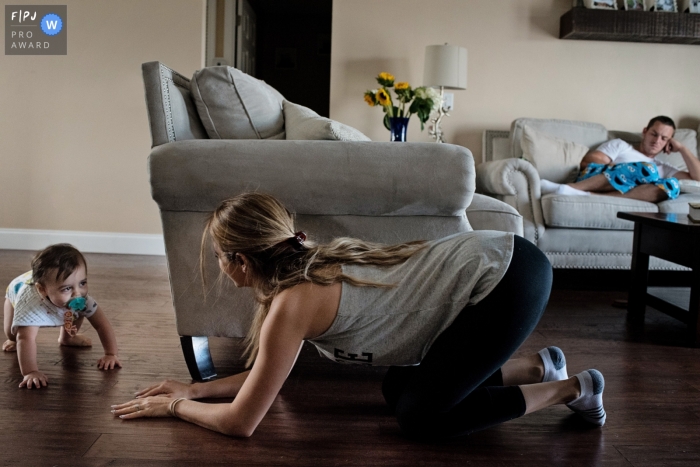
[330,0,700,160]
[0,0,205,234]
[4,0,700,236]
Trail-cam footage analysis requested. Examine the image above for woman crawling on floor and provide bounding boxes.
[112,192,605,439]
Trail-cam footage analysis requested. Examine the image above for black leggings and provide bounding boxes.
[382,235,553,440]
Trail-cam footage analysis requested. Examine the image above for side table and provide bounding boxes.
[617,212,700,345]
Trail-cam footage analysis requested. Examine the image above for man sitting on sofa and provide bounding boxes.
[541,116,700,202]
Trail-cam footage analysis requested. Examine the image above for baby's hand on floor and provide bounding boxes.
[2,339,16,352]
[20,371,48,389]
[98,354,122,370]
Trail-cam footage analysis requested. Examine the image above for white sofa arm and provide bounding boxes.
[475,159,545,244]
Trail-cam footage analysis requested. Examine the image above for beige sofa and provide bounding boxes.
[476,118,700,270]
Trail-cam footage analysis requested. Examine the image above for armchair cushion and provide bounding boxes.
[541,194,657,230]
[466,193,523,236]
[190,66,285,140]
[283,101,371,142]
[520,125,588,183]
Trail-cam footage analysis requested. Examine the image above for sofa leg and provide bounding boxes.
[180,336,217,381]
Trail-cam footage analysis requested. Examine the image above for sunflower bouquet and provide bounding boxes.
[364,72,440,131]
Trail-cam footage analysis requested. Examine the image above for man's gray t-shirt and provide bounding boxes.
[308,231,514,367]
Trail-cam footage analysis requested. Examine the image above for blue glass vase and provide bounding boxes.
[389,117,409,142]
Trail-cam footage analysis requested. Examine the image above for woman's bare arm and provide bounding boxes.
[115,292,311,436]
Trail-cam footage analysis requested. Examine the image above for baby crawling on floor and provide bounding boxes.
[3,243,121,388]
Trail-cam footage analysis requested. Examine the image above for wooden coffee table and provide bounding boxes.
[617,212,700,345]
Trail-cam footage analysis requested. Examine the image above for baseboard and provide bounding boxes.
[0,228,165,256]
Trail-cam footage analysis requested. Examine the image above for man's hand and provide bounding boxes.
[20,370,48,389]
[97,354,122,370]
[135,379,194,399]
[665,138,686,154]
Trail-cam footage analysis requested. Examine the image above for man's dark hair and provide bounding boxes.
[31,243,87,285]
[647,115,676,131]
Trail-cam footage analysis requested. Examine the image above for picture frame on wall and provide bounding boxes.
[584,0,617,8]
[680,0,700,12]
[647,0,678,11]
[624,0,646,10]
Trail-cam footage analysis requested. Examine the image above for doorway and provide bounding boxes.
[206,0,333,118]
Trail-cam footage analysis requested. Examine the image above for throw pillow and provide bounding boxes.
[283,101,371,142]
[520,125,589,183]
[190,66,285,140]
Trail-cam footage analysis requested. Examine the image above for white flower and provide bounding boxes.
[416,87,442,111]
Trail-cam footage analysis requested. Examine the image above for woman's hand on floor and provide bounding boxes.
[112,396,173,419]
[135,379,193,399]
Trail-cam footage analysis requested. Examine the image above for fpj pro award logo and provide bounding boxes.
[5,5,67,55]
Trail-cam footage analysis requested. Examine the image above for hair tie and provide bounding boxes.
[284,231,306,250]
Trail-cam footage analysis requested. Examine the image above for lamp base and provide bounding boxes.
[428,86,450,144]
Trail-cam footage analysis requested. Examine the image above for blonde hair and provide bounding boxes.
[200,192,427,367]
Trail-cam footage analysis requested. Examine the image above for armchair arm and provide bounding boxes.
[466,194,523,236]
[150,140,475,216]
[475,159,544,244]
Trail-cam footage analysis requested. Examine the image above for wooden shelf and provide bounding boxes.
[560,8,700,45]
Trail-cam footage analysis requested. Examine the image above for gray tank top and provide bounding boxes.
[308,231,514,366]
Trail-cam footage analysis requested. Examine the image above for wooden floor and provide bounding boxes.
[1,249,699,466]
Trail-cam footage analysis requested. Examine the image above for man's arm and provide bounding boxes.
[666,139,700,181]
[580,150,613,170]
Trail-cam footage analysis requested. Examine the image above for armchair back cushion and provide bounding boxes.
[190,66,285,140]
[283,101,371,141]
[142,62,208,147]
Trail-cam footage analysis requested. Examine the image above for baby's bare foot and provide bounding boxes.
[58,334,92,347]
[2,340,17,352]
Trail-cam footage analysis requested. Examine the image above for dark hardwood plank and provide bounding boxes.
[1,249,699,466]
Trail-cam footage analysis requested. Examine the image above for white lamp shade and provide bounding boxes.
[423,44,467,90]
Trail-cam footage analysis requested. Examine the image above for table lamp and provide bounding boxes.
[423,44,467,143]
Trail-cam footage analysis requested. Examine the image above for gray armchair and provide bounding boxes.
[142,62,523,380]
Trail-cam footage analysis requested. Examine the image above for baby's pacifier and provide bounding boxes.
[67,296,86,312]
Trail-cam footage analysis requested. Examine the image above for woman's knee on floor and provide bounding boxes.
[395,403,442,440]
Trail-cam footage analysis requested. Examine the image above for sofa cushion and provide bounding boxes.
[679,179,700,194]
[190,66,285,140]
[510,118,608,160]
[658,193,700,214]
[541,194,657,230]
[520,125,588,183]
[283,101,371,142]
[608,129,698,171]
